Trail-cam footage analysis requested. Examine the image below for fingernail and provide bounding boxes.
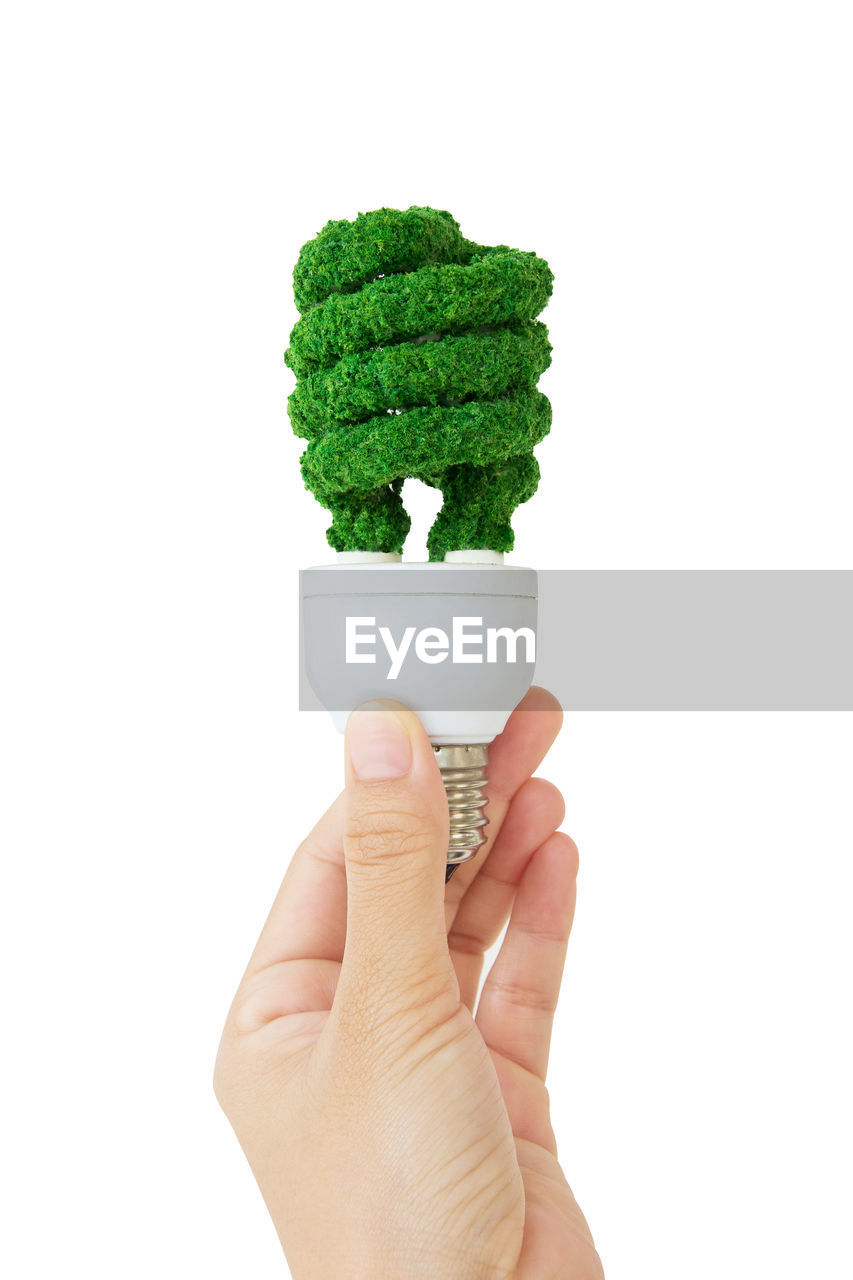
[347,704,412,781]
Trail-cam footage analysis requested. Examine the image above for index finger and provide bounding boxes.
[244,791,347,977]
[444,686,564,916]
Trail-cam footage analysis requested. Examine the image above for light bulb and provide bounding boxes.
[288,207,552,879]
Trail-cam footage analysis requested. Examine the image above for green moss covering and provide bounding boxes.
[285,206,553,557]
[292,206,477,313]
[289,324,551,440]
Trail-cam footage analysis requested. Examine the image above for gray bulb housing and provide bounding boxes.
[301,563,538,877]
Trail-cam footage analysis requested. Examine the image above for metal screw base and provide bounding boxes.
[433,743,489,882]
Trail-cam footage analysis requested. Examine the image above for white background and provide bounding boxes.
[1,2,851,1277]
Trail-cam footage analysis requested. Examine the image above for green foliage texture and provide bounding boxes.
[285,206,553,558]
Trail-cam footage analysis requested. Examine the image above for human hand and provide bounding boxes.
[214,688,604,1279]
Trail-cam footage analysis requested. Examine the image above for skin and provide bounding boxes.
[214,688,605,1279]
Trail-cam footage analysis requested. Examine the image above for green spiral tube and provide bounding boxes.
[285,206,553,559]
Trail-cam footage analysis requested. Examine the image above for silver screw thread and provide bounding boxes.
[432,743,489,882]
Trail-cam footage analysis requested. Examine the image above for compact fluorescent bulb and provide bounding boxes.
[289,207,552,879]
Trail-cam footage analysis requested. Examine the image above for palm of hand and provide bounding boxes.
[217,690,603,1280]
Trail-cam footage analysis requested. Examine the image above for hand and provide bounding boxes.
[214,688,604,1280]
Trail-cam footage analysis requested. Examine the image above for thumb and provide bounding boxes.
[337,700,456,1010]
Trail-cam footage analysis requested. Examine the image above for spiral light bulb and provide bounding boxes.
[290,207,552,879]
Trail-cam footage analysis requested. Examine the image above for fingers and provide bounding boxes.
[448,777,565,1009]
[333,701,457,1019]
[476,831,579,1081]
[489,1051,558,1154]
[245,792,347,976]
[232,957,341,1035]
[444,687,563,912]
[244,686,562,981]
